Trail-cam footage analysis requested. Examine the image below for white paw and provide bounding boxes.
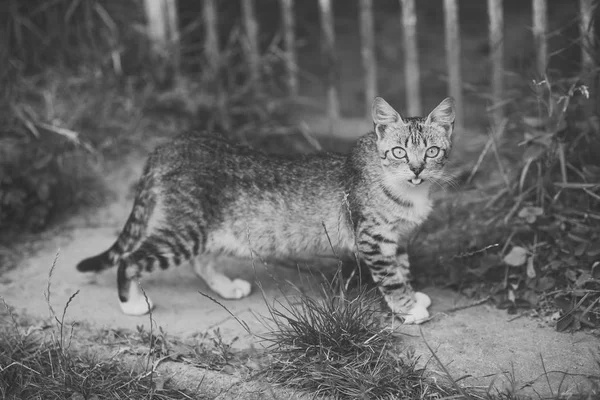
[231,279,252,299]
[414,291,432,308]
[403,305,430,324]
[211,278,252,300]
[402,292,432,324]
[119,282,154,316]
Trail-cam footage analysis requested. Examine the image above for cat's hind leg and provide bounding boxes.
[117,263,154,316]
[192,256,252,299]
[117,231,196,315]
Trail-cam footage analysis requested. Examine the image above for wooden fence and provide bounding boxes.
[145,0,597,129]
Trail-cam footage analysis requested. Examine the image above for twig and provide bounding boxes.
[554,182,599,189]
[448,244,499,261]
[466,135,493,184]
[488,119,512,192]
[444,296,491,313]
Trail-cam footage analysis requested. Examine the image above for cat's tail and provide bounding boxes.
[76,171,157,273]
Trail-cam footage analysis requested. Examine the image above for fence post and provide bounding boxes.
[203,0,230,129]
[580,0,596,77]
[532,0,548,77]
[203,0,219,74]
[580,0,597,116]
[319,0,340,124]
[443,0,463,129]
[487,0,504,126]
[241,0,260,87]
[280,0,298,97]
[143,0,180,84]
[400,0,421,116]
[359,0,377,118]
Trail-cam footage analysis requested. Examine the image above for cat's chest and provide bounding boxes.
[379,185,433,225]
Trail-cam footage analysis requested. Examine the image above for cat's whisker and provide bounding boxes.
[433,173,460,191]
[430,177,448,193]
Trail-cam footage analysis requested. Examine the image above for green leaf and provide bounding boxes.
[592,261,600,279]
[503,246,528,267]
[515,298,532,308]
[526,256,536,278]
[535,276,555,292]
[565,269,578,282]
[556,314,574,332]
[554,297,572,313]
[574,243,588,257]
[497,300,514,310]
[522,290,539,306]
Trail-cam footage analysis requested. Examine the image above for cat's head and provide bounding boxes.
[371,97,455,188]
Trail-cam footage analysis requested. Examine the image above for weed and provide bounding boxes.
[259,279,465,399]
[423,73,600,333]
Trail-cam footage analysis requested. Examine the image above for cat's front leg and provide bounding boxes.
[357,227,431,324]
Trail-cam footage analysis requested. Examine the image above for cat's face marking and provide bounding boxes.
[372,97,455,187]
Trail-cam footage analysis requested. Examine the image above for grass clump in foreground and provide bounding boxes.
[259,278,464,399]
[0,308,198,400]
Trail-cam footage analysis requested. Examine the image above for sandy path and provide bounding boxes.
[1,143,598,398]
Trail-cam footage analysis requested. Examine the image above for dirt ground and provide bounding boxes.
[0,129,598,398]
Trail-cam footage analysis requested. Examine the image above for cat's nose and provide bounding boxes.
[409,164,424,177]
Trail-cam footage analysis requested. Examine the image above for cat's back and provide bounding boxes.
[147,132,347,190]
[144,132,354,256]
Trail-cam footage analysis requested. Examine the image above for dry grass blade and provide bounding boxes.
[198,291,252,335]
[420,328,473,400]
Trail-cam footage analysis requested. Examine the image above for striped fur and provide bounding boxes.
[76,97,455,323]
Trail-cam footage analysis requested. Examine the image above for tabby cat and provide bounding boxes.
[77,96,455,324]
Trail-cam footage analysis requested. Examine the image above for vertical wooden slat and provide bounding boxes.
[400,0,421,116]
[203,0,219,73]
[280,0,298,97]
[487,0,504,126]
[443,0,463,129]
[532,0,547,77]
[319,0,340,121]
[580,0,595,77]
[580,0,596,115]
[359,0,377,118]
[166,0,180,73]
[241,0,260,85]
[143,0,180,81]
[203,0,230,129]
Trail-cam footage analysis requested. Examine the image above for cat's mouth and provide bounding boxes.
[409,177,423,185]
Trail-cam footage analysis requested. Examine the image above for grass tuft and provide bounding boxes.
[259,281,464,399]
[0,326,196,400]
[0,257,201,399]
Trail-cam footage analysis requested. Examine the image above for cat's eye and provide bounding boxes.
[391,147,407,159]
[425,146,440,158]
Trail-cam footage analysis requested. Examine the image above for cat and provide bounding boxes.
[76,96,455,324]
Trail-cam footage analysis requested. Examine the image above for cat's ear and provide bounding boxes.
[426,97,456,137]
[372,97,403,138]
